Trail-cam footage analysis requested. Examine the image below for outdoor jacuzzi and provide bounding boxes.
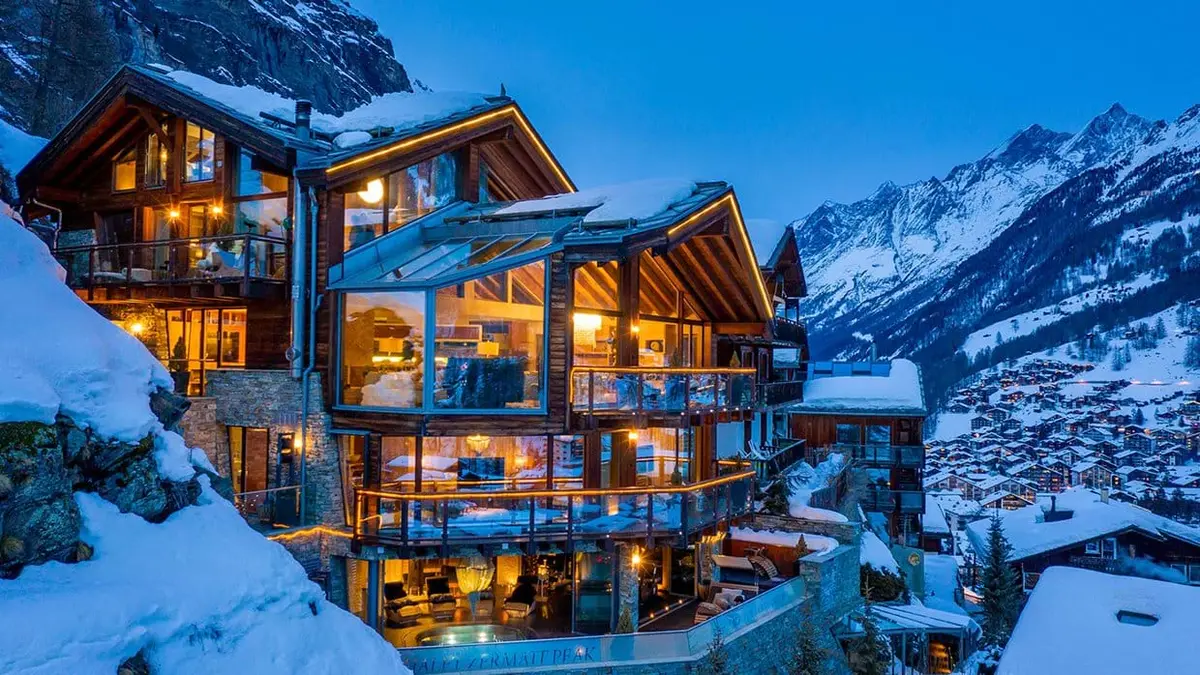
[415,624,530,646]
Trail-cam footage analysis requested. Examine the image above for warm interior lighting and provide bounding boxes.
[168,208,180,219]
[128,321,145,335]
[631,324,640,335]
[466,434,491,452]
[572,312,603,331]
[292,435,303,453]
[631,550,642,566]
[357,178,384,204]
[211,204,224,215]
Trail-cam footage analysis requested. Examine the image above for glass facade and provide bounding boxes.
[185,122,214,182]
[343,152,460,253]
[340,291,426,408]
[422,436,548,491]
[234,150,290,238]
[433,260,546,410]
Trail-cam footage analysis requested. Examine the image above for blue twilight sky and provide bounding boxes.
[354,0,1200,241]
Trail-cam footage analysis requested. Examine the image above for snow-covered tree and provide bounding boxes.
[1153,316,1168,340]
[787,606,828,675]
[979,514,1022,647]
[763,478,792,516]
[1186,336,1200,369]
[1133,408,1146,425]
[846,595,890,675]
[699,627,730,675]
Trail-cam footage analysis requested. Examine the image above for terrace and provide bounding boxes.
[54,233,289,302]
[353,471,755,551]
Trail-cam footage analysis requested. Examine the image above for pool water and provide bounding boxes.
[416,624,529,646]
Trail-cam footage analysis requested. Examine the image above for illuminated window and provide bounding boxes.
[184,122,214,182]
[434,260,546,410]
[144,128,167,187]
[113,148,136,191]
[343,152,459,253]
[340,291,425,409]
[422,436,548,491]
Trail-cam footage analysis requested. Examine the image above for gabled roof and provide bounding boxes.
[18,64,572,196]
[328,180,774,323]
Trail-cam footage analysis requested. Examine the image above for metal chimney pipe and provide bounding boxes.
[294,100,312,141]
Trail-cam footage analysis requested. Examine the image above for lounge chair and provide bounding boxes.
[504,575,538,619]
[426,576,456,621]
[383,581,421,627]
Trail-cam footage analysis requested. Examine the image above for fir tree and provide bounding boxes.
[1110,349,1125,371]
[763,477,793,516]
[979,514,1022,647]
[1133,408,1146,425]
[788,605,828,675]
[846,593,890,675]
[699,627,729,675]
[1154,316,1168,340]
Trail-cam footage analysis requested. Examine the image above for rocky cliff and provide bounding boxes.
[0,0,414,136]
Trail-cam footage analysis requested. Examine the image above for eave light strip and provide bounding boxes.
[326,105,574,192]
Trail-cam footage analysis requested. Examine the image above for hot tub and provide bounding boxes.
[415,624,530,646]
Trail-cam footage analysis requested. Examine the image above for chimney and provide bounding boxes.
[1050,495,1056,512]
[294,100,312,141]
[1100,486,1110,504]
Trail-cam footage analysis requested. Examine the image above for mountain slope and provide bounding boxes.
[0,0,413,136]
[789,103,1200,409]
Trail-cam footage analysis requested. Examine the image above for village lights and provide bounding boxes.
[357,178,384,204]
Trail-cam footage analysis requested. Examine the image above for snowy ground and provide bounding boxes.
[922,555,966,616]
[960,272,1162,360]
[0,210,409,674]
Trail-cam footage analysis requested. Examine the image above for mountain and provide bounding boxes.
[789,103,1200,411]
[0,0,414,137]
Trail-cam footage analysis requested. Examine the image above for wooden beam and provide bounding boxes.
[616,255,640,366]
[129,102,169,144]
[59,114,143,186]
[713,322,769,338]
[672,242,738,320]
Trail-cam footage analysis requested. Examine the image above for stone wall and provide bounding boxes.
[205,369,344,526]
[748,513,863,545]
[179,397,224,473]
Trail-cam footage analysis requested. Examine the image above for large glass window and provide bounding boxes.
[434,260,546,410]
[343,152,460,253]
[571,311,618,368]
[340,291,425,408]
[236,149,288,195]
[422,436,548,491]
[867,424,891,445]
[236,199,288,237]
[573,261,618,311]
[637,428,692,486]
[185,122,214,182]
[835,423,861,446]
[144,129,167,187]
[638,319,677,367]
[113,148,136,191]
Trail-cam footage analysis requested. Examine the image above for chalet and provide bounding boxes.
[1071,461,1115,490]
[967,490,1200,590]
[970,415,992,431]
[17,64,814,642]
[979,491,1033,511]
[784,360,926,545]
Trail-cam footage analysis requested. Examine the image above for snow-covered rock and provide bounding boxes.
[0,208,409,674]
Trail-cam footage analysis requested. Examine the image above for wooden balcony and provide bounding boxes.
[352,471,756,554]
[53,234,289,303]
[772,317,807,346]
[759,378,804,406]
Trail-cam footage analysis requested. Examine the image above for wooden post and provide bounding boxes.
[616,254,640,367]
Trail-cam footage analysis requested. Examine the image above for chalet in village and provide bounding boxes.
[16,64,931,664]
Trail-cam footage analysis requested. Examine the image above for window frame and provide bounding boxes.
[144,126,168,189]
[342,150,463,253]
[183,121,215,183]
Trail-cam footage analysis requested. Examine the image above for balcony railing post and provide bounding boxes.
[400,496,409,546]
[566,495,575,554]
[241,234,252,295]
[588,371,595,415]
[126,247,134,285]
[684,374,691,412]
[636,372,644,413]
[527,498,536,554]
[679,491,689,544]
[646,490,654,539]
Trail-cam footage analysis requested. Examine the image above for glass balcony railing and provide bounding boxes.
[815,443,925,468]
[233,485,301,533]
[353,471,755,548]
[859,487,924,514]
[54,234,289,290]
[570,367,757,413]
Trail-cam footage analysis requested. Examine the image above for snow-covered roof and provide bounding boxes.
[729,527,838,554]
[153,66,499,151]
[492,178,698,225]
[924,495,951,534]
[999,567,1200,675]
[788,359,925,416]
[966,488,1200,562]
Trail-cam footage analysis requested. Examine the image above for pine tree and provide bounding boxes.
[846,595,890,675]
[1154,316,1168,340]
[979,514,1022,647]
[1110,349,1125,371]
[700,627,729,675]
[788,605,828,675]
[1133,408,1146,425]
[764,477,792,516]
[1186,337,1200,369]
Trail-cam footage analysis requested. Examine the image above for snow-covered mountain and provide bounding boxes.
[790,103,1200,409]
[0,0,413,137]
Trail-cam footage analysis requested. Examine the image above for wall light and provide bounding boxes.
[358,178,384,204]
[627,430,639,442]
[572,312,603,331]
[168,208,181,219]
[211,204,224,215]
[128,322,145,335]
[631,324,640,335]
